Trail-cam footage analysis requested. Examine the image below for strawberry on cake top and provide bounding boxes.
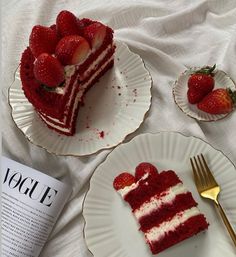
[20,10,115,136]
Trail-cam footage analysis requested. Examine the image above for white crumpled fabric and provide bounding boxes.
[2,0,236,256]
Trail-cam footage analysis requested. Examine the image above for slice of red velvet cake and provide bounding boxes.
[20,10,115,136]
[113,162,208,254]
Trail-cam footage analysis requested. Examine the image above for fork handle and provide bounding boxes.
[215,202,236,247]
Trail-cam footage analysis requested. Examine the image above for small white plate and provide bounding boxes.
[83,132,236,257]
[173,67,236,121]
[9,41,152,156]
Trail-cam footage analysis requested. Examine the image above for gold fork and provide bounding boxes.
[190,154,236,247]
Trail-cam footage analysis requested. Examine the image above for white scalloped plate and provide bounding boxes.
[83,132,236,257]
[173,67,236,121]
[9,41,152,156]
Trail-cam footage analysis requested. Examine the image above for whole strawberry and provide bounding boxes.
[197,88,236,114]
[33,53,65,87]
[187,64,216,104]
[29,25,58,58]
[56,10,79,37]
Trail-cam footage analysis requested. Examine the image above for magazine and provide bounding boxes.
[1,156,72,257]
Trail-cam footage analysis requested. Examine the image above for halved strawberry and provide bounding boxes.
[113,173,135,191]
[56,10,79,37]
[77,18,94,35]
[55,35,90,65]
[33,53,65,87]
[135,162,158,181]
[83,22,107,49]
[29,25,58,58]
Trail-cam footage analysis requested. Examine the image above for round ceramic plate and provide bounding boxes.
[9,41,152,156]
[173,67,236,121]
[83,132,236,257]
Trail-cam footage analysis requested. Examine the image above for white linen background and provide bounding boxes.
[2,0,236,256]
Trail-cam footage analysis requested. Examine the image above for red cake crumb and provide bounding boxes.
[99,131,104,138]
[113,163,209,254]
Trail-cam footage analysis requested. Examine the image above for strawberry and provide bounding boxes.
[187,88,206,104]
[197,88,236,114]
[56,10,79,37]
[77,18,94,35]
[113,173,135,191]
[83,22,107,49]
[33,53,65,87]
[55,35,90,65]
[187,64,216,104]
[135,162,158,181]
[29,25,58,58]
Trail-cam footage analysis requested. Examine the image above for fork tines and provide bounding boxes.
[190,154,218,189]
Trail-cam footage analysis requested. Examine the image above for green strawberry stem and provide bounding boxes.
[195,64,216,75]
[227,88,236,105]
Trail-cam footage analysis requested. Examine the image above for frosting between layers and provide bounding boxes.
[39,55,114,133]
[51,44,114,95]
[134,183,188,220]
[39,43,114,125]
[118,173,149,197]
[145,207,201,242]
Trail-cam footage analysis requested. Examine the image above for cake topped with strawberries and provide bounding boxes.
[20,10,115,136]
[113,162,208,254]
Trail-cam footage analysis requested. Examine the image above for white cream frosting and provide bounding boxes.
[134,183,188,220]
[145,207,200,243]
[50,44,114,95]
[39,55,114,133]
[118,173,149,197]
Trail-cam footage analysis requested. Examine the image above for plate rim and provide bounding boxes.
[172,67,236,122]
[8,40,153,157]
[82,131,236,256]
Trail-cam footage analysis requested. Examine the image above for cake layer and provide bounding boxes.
[134,182,188,219]
[139,192,197,232]
[148,214,208,254]
[39,43,115,124]
[124,171,182,210]
[39,58,114,135]
[145,207,201,243]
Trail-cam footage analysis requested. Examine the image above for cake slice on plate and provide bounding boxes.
[113,162,209,254]
[20,10,115,136]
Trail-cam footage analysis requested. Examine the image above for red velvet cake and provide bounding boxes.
[20,10,115,136]
[113,162,209,254]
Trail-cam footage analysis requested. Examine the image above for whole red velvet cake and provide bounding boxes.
[20,10,115,136]
[113,162,209,254]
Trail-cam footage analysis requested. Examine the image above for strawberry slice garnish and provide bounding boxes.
[187,65,215,104]
[77,18,95,35]
[56,10,79,37]
[197,88,236,114]
[29,25,58,58]
[113,173,135,191]
[135,162,158,181]
[55,35,90,65]
[83,22,107,49]
[33,53,65,87]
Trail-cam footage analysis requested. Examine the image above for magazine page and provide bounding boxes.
[1,156,72,257]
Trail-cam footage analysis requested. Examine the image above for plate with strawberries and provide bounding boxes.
[173,65,236,121]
